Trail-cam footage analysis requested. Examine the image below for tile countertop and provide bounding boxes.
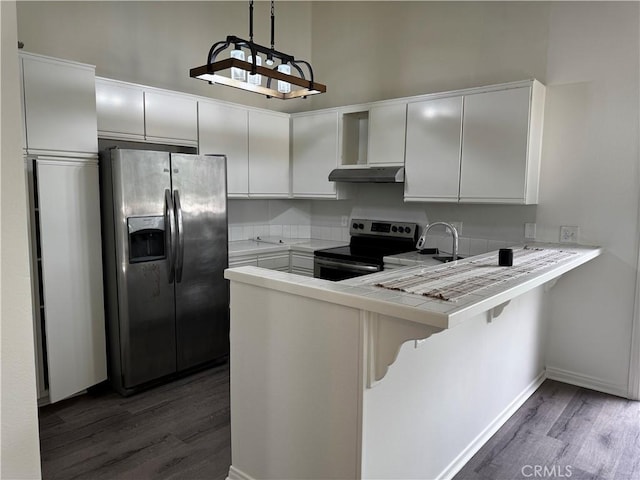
[225,243,602,330]
[229,238,348,257]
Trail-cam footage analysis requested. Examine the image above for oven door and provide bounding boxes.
[314,256,381,281]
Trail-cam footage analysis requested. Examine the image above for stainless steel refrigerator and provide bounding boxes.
[100,148,229,395]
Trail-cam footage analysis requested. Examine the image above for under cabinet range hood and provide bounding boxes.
[328,166,405,183]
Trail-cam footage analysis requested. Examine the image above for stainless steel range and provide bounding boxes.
[314,219,418,281]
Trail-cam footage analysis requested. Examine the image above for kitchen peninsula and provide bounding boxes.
[224,244,601,480]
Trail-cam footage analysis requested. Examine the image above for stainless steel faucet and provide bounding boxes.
[416,222,459,260]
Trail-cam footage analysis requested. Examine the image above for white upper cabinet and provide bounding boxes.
[367,103,407,165]
[459,84,542,204]
[96,77,197,146]
[404,96,463,202]
[292,111,340,198]
[144,90,197,144]
[95,78,145,140]
[198,101,249,197]
[248,110,290,197]
[21,53,98,154]
[404,80,545,204]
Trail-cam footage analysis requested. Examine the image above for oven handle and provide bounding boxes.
[314,257,381,273]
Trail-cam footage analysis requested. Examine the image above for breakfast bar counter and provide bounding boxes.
[224,243,601,480]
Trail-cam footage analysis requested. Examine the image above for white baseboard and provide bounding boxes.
[545,366,629,398]
[436,371,546,480]
[226,370,628,480]
[227,465,255,480]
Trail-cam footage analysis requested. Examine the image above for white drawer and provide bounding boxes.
[258,254,290,270]
[229,258,258,268]
[291,253,314,271]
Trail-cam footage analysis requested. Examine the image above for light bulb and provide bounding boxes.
[230,49,246,81]
[277,64,291,94]
[247,55,262,86]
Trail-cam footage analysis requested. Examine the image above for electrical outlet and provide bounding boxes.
[524,223,537,240]
[341,215,349,227]
[560,226,579,244]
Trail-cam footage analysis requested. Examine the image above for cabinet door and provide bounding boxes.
[199,101,249,196]
[248,110,290,196]
[404,96,463,202]
[292,112,339,197]
[145,90,197,144]
[459,87,530,203]
[368,103,407,165]
[95,78,145,139]
[37,159,107,402]
[257,253,290,271]
[22,55,98,153]
[291,251,314,277]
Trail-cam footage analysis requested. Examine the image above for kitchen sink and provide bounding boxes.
[417,248,464,262]
[433,255,464,263]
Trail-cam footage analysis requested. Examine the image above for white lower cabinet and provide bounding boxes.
[229,249,315,276]
[28,156,107,403]
[229,251,290,272]
[257,252,290,272]
[290,250,315,277]
[229,254,259,269]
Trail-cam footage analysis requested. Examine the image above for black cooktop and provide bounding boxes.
[314,243,417,266]
[314,219,419,265]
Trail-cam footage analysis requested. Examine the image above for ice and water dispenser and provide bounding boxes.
[127,216,166,263]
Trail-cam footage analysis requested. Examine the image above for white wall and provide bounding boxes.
[538,3,640,396]
[16,1,312,113]
[0,1,42,477]
[308,1,550,109]
[10,0,639,414]
[306,1,640,395]
[18,1,639,395]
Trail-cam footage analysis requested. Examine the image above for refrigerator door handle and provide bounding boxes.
[165,189,176,283]
[174,189,185,283]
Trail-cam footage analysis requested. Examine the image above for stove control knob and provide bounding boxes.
[405,226,411,234]
[352,222,358,229]
[391,226,398,232]
[398,226,405,233]
[358,223,364,230]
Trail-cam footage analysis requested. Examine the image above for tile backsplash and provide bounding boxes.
[228,223,513,255]
[228,223,350,242]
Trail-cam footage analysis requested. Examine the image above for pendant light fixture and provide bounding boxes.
[190,0,326,100]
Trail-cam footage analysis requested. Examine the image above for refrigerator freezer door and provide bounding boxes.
[171,154,229,370]
[110,149,177,389]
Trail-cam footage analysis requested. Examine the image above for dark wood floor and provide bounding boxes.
[455,380,640,480]
[39,367,639,480]
[38,362,231,480]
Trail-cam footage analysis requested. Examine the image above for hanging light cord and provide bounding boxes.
[249,0,254,43]
[270,1,275,51]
